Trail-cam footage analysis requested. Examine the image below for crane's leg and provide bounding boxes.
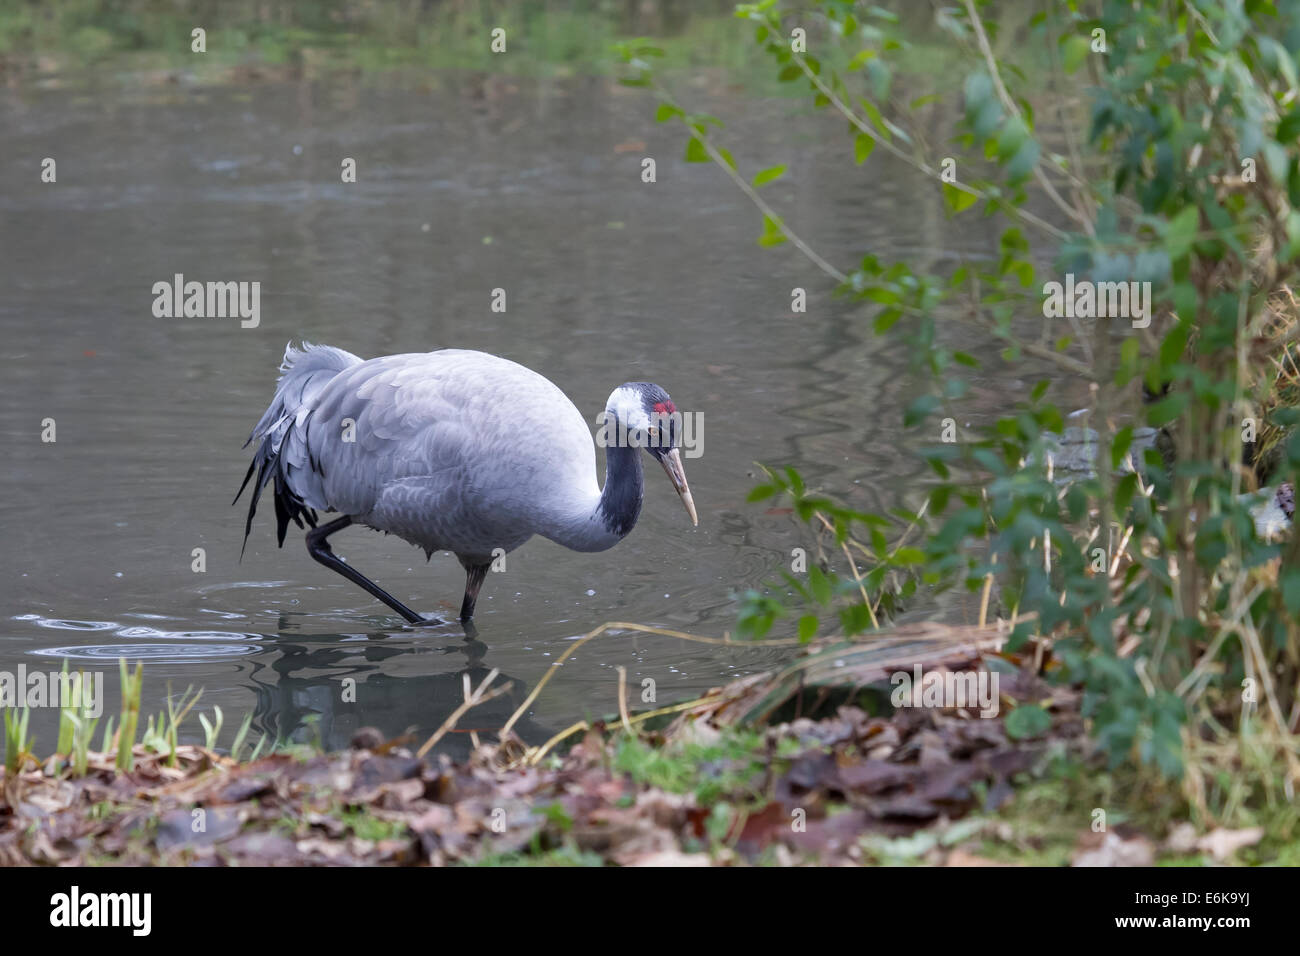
[459,562,492,622]
[306,516,428,625]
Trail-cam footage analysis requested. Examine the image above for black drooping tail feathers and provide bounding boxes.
[234,342,363,558]
[233,433,317,559]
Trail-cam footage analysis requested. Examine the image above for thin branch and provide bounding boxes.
[499,621,807,739]
[963,0,1095,235]
[651,82,1094,380]
[616,665,634,736]
[793,55,1069,241]
[415,668,511,758]
[659,89,847,285]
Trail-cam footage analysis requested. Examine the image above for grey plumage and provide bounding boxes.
[236,342,697,623]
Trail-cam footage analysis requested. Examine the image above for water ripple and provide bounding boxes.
[31,643,257,662]
[23,617,119,632]
[115,626,261,641]
[13,615,258,642]
[195,581,293,595]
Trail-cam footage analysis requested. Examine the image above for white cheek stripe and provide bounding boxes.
[607,386,650,431]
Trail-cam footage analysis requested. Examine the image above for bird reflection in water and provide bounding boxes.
[244,614,554,763]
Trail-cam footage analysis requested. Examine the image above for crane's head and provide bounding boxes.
[606,383,698,527]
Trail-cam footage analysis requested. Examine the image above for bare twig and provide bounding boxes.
[499,621,807,739]
[416,669,510,759]
[963,0,1093,234]
[616,665,634,736]
[793,55,1068,242]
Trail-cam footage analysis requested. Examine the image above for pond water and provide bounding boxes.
[0,66,1048,757]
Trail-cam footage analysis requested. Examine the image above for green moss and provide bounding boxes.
[469,844,606,866]
[612,729,773,806]
[338,805,409,842]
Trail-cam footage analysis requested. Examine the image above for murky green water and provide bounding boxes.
[0,67,1035,757]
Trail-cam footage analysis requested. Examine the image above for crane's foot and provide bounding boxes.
[405,616,450,628]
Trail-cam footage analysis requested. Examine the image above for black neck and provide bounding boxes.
[597,442,644,538]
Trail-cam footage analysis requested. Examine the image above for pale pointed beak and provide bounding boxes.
[659,447,698,526]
